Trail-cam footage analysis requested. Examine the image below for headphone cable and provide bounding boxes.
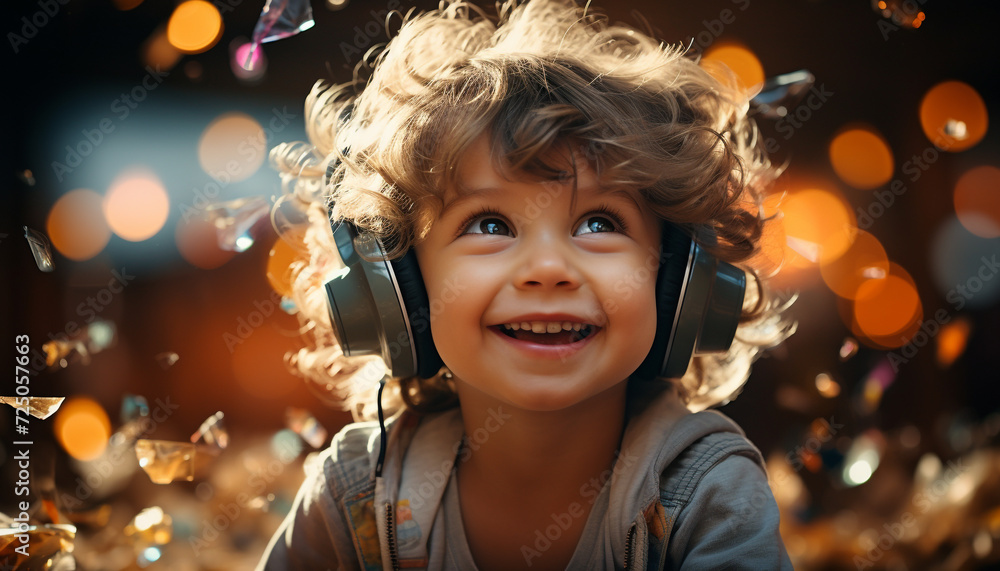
[375,379,387,478]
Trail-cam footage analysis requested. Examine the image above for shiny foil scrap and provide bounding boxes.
[23,226,55,272]
[0,522,76,571]
[286,407,329,448]
[191,411,228,450]
[134,439,221,484]
[0,396,66,419]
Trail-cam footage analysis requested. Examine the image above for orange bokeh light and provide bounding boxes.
[54,397,112,461]
[47,189,112,261]
[198,112,266,182]
[953,165,1000,238]
[936,316,971,368]
[143,26,182,70]
[853,263,922,341]
[779,187,857,267]
[746,193,787,276]
[820,230,889,300]
[166,0,223,54]
[267,236,306,297]
[113,0,144,10]
[702,43,764,92]
[104,169,170,241]
[828,126,895,190]
[919,80,988,152]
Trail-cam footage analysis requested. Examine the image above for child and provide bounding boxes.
[259,0,795,568]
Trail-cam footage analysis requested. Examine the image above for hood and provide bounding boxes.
[370,384,747,569]
[603,384,750,568]
[373,407,464,567]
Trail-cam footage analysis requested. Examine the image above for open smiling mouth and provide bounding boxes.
[491,325,598,345]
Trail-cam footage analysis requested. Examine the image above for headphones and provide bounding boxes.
[323,183,747,382]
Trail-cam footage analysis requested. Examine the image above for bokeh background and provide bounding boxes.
[2,0,999,569]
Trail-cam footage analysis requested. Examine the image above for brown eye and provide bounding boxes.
[464,214,513,236]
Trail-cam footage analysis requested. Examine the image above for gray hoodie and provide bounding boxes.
[258,385,792,570]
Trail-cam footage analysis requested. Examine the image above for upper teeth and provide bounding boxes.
[502,321,585,333]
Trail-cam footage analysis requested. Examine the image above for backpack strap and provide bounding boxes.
[647,431,765,570]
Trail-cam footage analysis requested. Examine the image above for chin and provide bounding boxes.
[496,379,625,413]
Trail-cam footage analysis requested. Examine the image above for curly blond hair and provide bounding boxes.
[271,0,795,419]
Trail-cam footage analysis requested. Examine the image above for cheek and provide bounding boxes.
[420,263,487,352]
[607,259,660,342]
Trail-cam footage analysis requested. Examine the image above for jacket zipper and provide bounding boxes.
[623,523,636,570]
[384,502,400,571]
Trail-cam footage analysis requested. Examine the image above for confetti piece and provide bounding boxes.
[0,396,66,419]
[286,407,328,448]
[204,196,270,252]
[135,439,220,484]
[191,411,228,450]
[24,226,55,272]
[155,351,180,369]
[750,70,815,119]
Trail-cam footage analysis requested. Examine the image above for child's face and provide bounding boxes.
[414,135,663,412]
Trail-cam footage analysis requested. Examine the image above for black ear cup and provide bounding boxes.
[633,224,747,380]
[324,222,441,379]
[633,225,692,380]
[388,251,444,378]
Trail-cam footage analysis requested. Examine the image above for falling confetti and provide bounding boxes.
[121,394,150,423]
[24,226,55,272]
[1,396,66,419]
[204,196,270,252]
[155,352,180,370]
[43,339,88,368]
[135,439,220,484]
[0,519,76,570]
[243,0,315,70]
[750,69,815,119]
[191,411,228,450]
[41,320,117,369]
[135,412,227,484]
[232,40,267,82]
[286,407,328,448]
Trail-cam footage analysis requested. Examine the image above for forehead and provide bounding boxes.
[446,133,633,206]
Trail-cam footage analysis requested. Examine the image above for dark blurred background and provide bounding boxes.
[2,0,1000,569]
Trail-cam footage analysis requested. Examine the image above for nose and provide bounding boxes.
[512,235,584,290]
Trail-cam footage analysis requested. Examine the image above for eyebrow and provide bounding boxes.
[604,188,644,212]
[440,185,505,218]
[441,185,643,218]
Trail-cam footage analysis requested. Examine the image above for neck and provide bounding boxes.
[454,381,628,502]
